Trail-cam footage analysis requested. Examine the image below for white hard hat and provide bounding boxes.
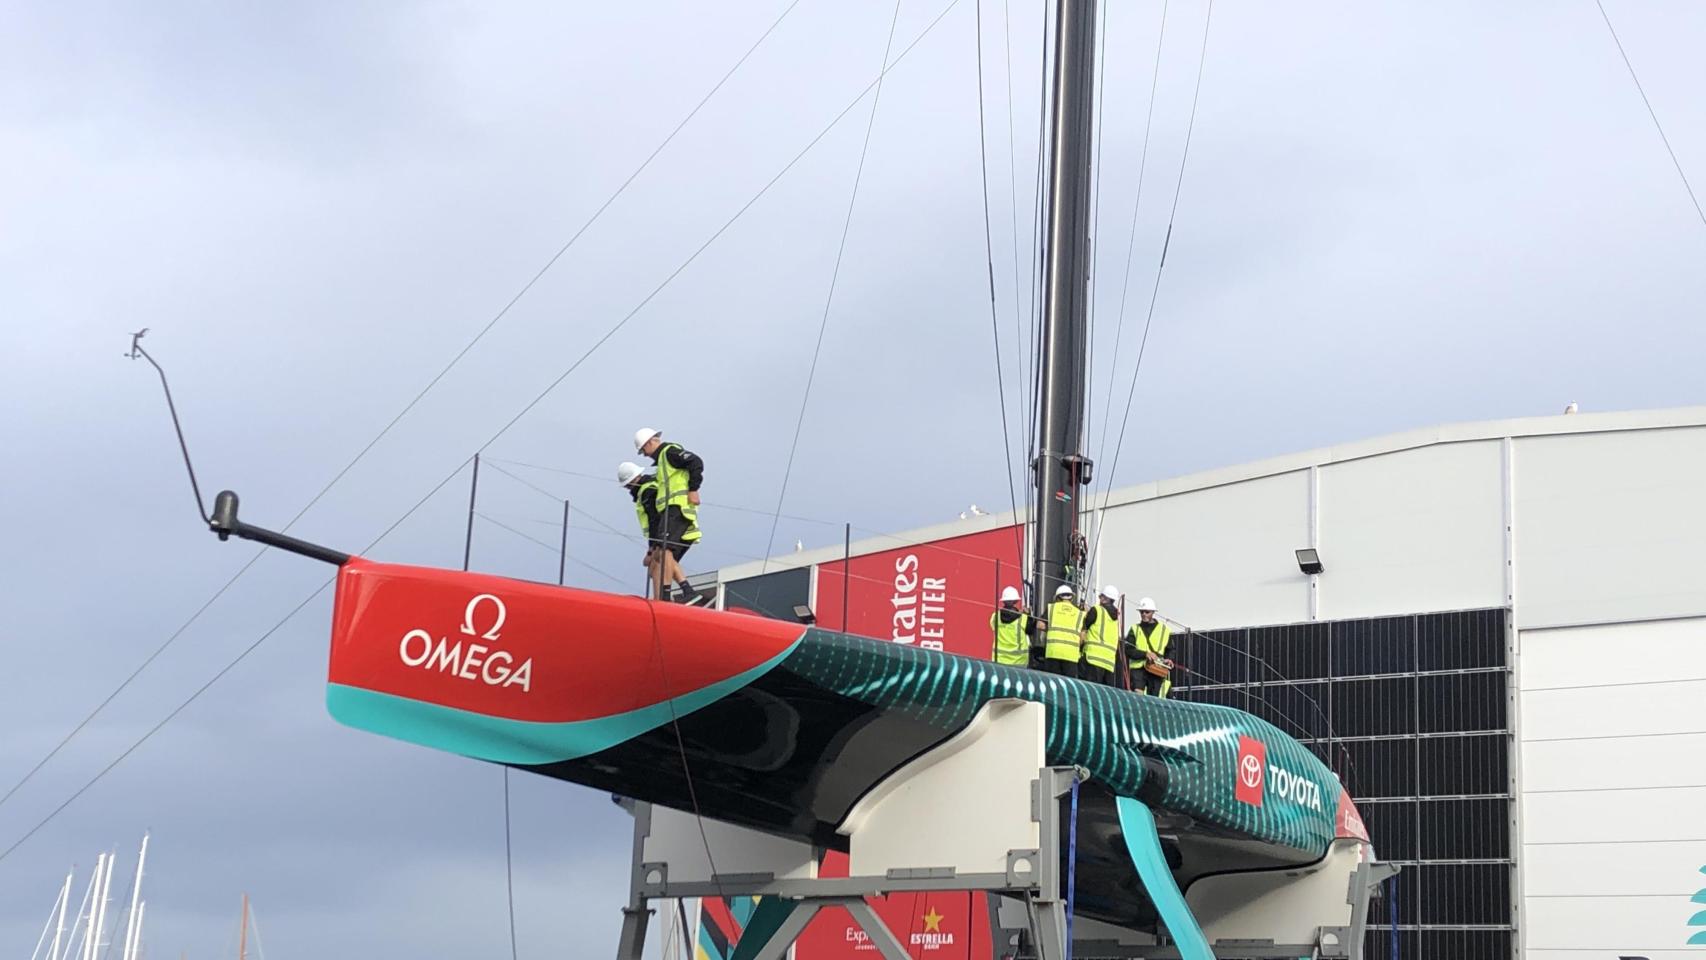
[1136,596,1157,612]
[616,461,644,485]
[1000,586,1021,604]
[633,427,660,451]
[1100,585,1121,604]
[1054,584,1074,598]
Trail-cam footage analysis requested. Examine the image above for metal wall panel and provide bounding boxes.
[1318,441,1506,621]
[1094,470,1311,629]
[1174,608,1513,960]
[1513,425,1706,628]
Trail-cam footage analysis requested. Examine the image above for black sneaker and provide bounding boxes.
[682,589,710,607]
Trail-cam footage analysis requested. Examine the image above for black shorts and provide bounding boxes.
[651,507,694,560]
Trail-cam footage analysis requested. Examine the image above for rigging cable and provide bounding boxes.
[459,462,522,960]
[0,0,973,865]
[0,3,806,818]
[0,332,239,816]
[975,0,1026,560]
[1593,0,1706,230]
[642,599,729,904]
[1086,0,1170,585]
[1001,0,1030,490]
[1081,0,1109,473]
[1021,2,1055,580]
[1076,1,1111,574]
[757,0,906,571]
[0,457,477,867]
[1086,0,1214,577]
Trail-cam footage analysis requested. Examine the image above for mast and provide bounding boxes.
[122,834,149,960]
[1030,0,1099,606]
[69,860,99,960]
[81,853,106,960]
[92,849,116,960]
[49,870,72,960]
[238,893,249,960]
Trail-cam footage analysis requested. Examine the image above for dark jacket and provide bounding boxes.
[628,479,664,540]
[1081,602,1119,632]
[649,444,704,492]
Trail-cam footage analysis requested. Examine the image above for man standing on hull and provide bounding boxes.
[1040,584,1084,678]
[1126,596,1172,697]
[633,427,707,605]
[989,586,1038,667]
[1079,585,1123,687]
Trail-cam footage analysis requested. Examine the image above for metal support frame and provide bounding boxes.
[614,767,1083,960]
[616,773,1397,960]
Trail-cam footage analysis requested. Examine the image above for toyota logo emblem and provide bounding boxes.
[1239,754,1263,790]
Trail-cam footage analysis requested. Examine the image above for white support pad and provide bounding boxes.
[840,699,1045,877]
[641,806,818,884]
[1185,837,1366,943]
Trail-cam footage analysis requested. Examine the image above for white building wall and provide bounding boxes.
[1517,616,1706,956]
[1092,470,1310,630]
[1512,424,1706,629]
[1315,440,1507,621]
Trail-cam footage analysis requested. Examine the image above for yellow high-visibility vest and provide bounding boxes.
[989,611,1031,666]
[1129,620,1171,658]
[654,443,701,537]
[1043,600,1083,663]
[633,479,659,538]
[1083,605,1120,672]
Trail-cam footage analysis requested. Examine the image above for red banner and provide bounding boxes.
[814,525,1025,661]
[802,526,1020,957]
[793,853,992,959]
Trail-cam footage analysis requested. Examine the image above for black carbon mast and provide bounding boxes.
[1030,0,1097,607]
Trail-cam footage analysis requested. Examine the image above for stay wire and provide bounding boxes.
[1082,0,1109,469]
[1087,0,1169,582]
[480,0,962,469]
[0,458,475,867]
[1001,0,1030,475]
[475,511,626,586]
[271,0,808,536]
[1078,1,1110,561]
[1166,616,1360,789]
[1088,0,1213,575]
[758,0,906,572]
[975,0,1026,565]
[0,0,967,855]
[0,339,274,816]
[0,6,806,819]
[641,600,728,903]
[1020,1,1054,579]
[1593,0,1706,230]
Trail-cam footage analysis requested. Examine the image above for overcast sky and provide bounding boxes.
[3,0,1703,956]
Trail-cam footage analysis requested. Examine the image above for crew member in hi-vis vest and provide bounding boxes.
[1126,596,1173,697]
[1041,584,1085,679]
[989,586,1037,667]
[633,427,708,606]
[1079,585,1123,687]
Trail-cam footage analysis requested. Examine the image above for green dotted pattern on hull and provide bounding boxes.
[786,628,1341,857]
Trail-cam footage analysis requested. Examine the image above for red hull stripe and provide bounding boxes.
[328,559,804,724]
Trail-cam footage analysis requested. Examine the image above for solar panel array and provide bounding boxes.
[1172,608,1514,960]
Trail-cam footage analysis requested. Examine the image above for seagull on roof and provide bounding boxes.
[1563,401,1578,414]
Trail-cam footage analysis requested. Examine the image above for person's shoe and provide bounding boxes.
[683,589,711,607]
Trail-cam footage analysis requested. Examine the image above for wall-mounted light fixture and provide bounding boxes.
[1295,548,1324,576]
[793,604,817,625]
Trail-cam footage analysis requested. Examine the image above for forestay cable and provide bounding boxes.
[0,4,807,818]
